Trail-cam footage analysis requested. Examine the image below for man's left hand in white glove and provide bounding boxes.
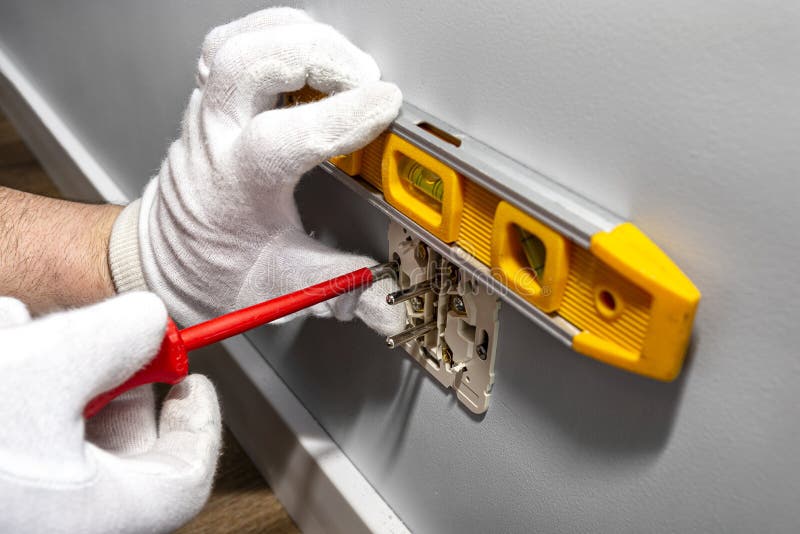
[111,7,406,333]
[1,7,404,330]
[0,293,221,534]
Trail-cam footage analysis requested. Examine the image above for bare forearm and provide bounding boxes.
[0,187,121,314]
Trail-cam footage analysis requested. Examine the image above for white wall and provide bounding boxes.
[2,1,799,532]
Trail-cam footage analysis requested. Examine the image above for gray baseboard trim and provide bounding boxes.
[0,45,126,202]
[0,43,408,534]
[195,339,409,534]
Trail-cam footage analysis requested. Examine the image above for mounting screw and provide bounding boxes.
[410,296,425,312]
[441,343,453,364]
[477,344,487,360]
[415,242,428,264]
[451,295,466,314]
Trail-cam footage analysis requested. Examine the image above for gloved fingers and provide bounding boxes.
[355,277,409,337]
[86,385,158,456]
[233,81,401,186]
[324,273,408,336]
[0,296,31,328]
[88,376,221,533]
[203,23,381,122]
[198,7,314,86]
[151,375,221,492]
[2,292,167,417]
[145,375,222,525]
[235,228,367,313]
[234,229,407,335]
[157,375,222,454]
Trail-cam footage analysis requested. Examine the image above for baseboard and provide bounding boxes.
[0,46,126,203]
[194,339,410,534]
[0,42,408,534]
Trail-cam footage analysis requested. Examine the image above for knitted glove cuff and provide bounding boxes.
[108,198,148,293]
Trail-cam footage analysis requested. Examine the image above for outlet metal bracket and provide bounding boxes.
[388,221,500,414]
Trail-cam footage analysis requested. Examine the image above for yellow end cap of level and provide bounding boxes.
[382,134,464,243]
[573,222,701,381]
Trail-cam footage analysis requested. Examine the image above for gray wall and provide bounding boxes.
[2,1,799,532]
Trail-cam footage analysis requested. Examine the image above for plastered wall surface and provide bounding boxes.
[2,1,799,532]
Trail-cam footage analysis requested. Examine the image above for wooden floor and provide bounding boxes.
[0,109,300,534]
[0,111,61,197]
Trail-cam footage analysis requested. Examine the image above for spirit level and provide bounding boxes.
[289,88,701,381]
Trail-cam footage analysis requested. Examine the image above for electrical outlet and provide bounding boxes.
[386,221,501,413]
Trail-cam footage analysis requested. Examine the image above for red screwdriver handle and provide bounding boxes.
[84,265,389,418]
[83,318,188,418]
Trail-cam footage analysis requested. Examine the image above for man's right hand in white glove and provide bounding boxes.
[0,293,221,534]
[110,8,407,333]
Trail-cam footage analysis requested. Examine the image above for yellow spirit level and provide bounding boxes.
[287,88,700,381]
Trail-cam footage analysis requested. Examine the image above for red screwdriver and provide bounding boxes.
[85,262,397,418]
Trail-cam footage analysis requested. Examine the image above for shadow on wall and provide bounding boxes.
[257,168,691,464]
[246,312,422,441]
[497,306,693,458]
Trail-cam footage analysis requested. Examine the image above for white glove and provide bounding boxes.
[0,293,222,534]
[109,8,406,334]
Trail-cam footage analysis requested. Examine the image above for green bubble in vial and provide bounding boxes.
[518,227,546,280]
[400,156,444,202]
